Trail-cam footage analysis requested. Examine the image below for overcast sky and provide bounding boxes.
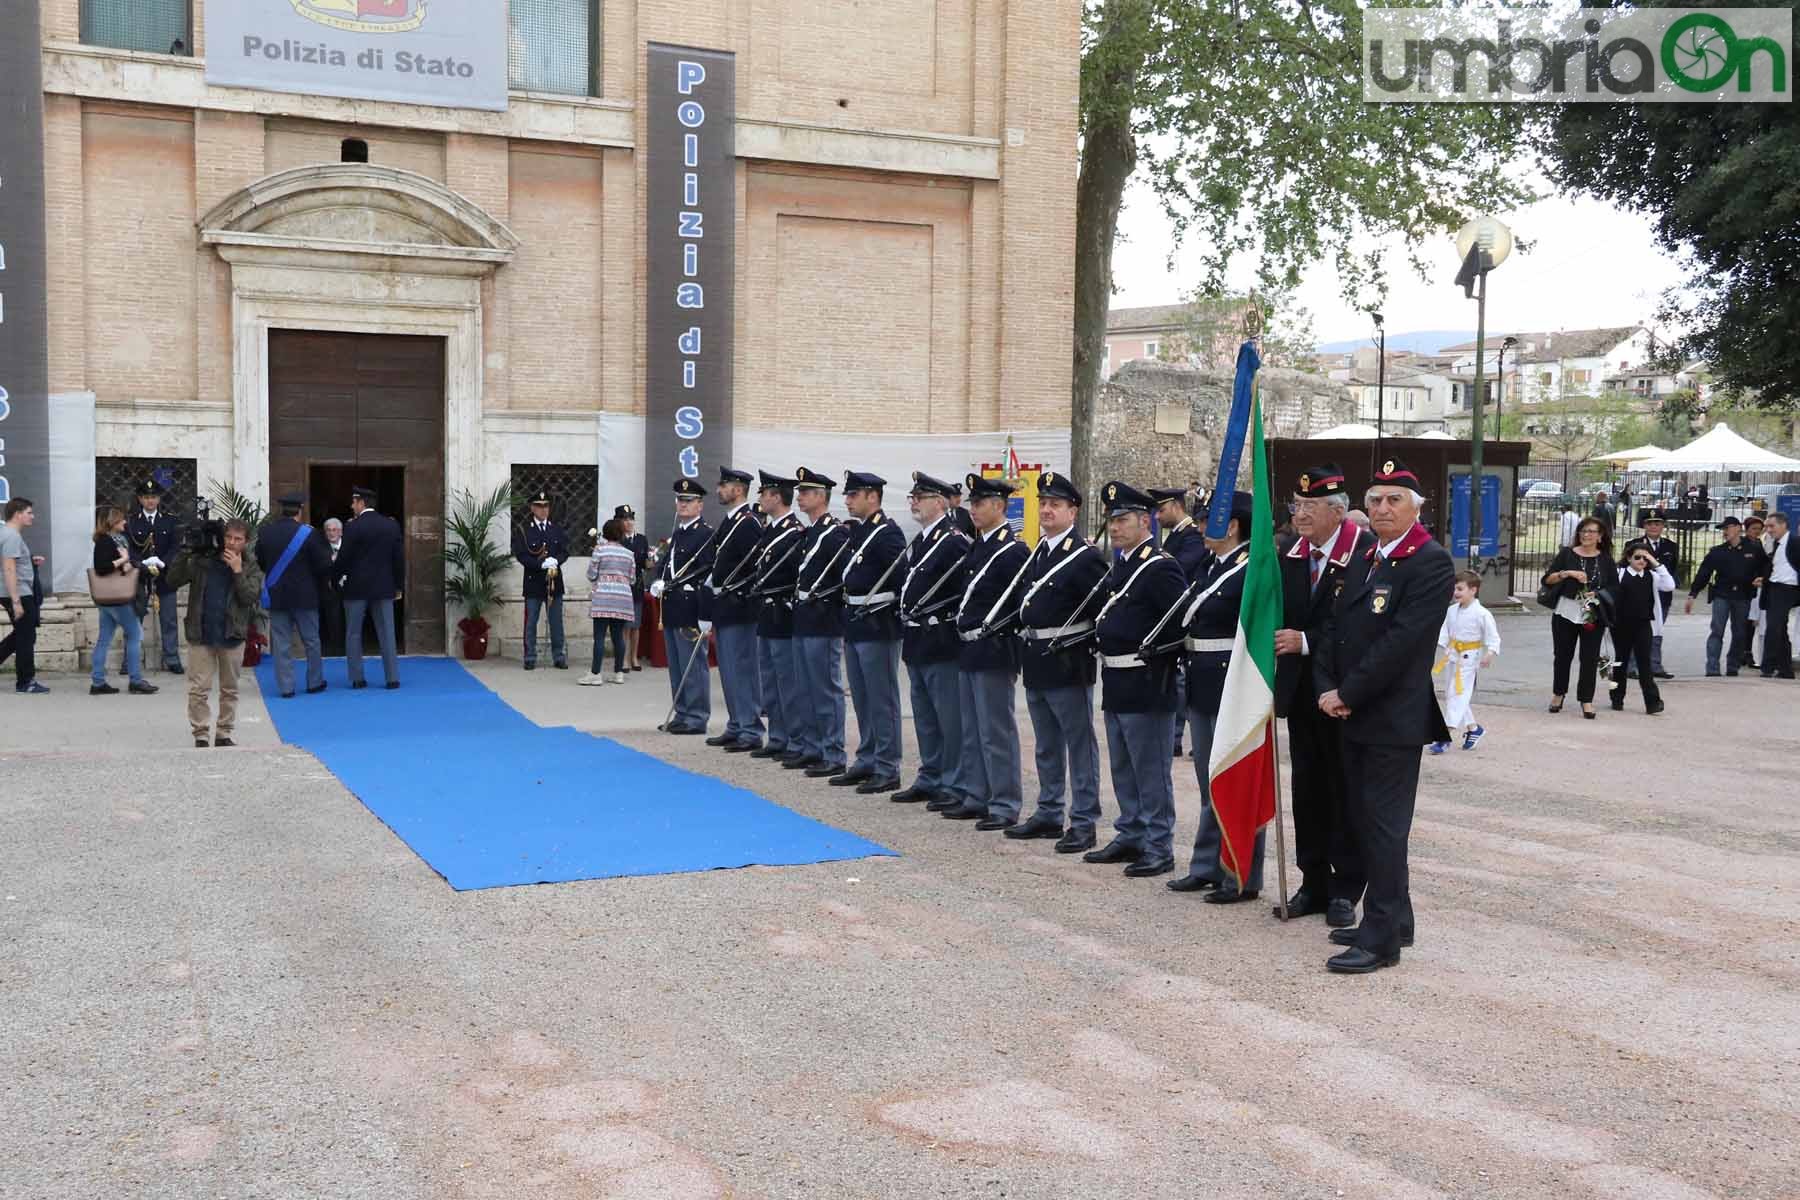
[1108,175,1692,350]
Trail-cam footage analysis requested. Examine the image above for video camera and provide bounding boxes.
[183,498,227,558]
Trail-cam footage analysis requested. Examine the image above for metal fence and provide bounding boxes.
[1509,495,1726,596]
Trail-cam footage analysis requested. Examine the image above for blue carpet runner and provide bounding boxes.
[254,657,892,890]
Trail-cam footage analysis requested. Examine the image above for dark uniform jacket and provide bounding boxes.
[751,511,806,639]
[624,532,650,601]
[705,504,765,626]
[839,511,907,644]
[1095,537,1187,713]
[1688,539,1768,601]
[127,507,182,596]
[954,525,1030,673]
[1181,543,1250,715]
[660,518,715,630]
[254,515,331,611]
[947,505,977,538]
[1621,534,1681,585]
[512,519,570,601]
[792,515,851,639]
[1313,522,1455,746]
[338,509,406,602]
[1274,520,1375,719]
[899,517,972,664]
[1161,518,1209,582]
[1016,530,1108,691]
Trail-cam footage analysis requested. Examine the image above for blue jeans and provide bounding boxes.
[93,603,145,685]
[1706,595,1749,674]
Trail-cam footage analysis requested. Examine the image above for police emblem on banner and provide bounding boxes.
[293,0,427,33]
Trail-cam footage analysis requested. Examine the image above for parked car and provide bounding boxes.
[1749,482,1800,513]
[1523,480,1570,503]
[1516,476,1556,497]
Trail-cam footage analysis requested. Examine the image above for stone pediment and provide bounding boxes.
[200,164,518,274]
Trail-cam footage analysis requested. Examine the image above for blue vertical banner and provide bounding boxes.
[0,0,53,570]
[645,44,735,534]
[1450,473,1501,556]
[1205,340,1262,538]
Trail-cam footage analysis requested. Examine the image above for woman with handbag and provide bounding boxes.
[90,506,158,696]
[1542,515,1617,719]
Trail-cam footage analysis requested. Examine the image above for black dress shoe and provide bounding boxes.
[90,683,119,695]
[279,692,296,699]
[667,724,706,736]
[1654,670,1673,680]
[941,801,987,819]
[194,738,208,748]
[1054,829,1097,854]
[351,681,368,690]
[1327,946,1400,974]
[166,664,184,675]
[1003,814,1064,840]
[306,682,327,694]
[890,783,937,803]
[1167,875,1219,893]
[1279,890,1329,918]
[1646,701,1665,715]
[724,742,759,753]
[1204,887,1260,904]
[213,737,235,748]
[782,754,820,770]
[554,661,569,670]
[804,763,844,777]
[1123,857,1174,878]
[856,775,902,795]
[829,768,871,787]
[128,681,159,695]
[705,733,736,747]
[1330,926,1414,948]
[974,815,1017,832]
[925,795,963,812]
[1083,838,1143,865]
[385,681,400,690]
[1325,899,1357,928]
[524,662,536,671]
[1609,694,1625,711]
[748,746,783,759]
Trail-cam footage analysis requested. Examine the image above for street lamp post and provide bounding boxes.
[1454,216,1514,566]
[1497,334,1518,430]
[1373,311,1386,447]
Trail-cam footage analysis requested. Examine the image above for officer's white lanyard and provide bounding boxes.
[1180,552,1248,627]
[706,510,757,586]
[902,523,957,597]
[795,518,836,578]
[1018,537,1100,615]
[956,531,1020,621]
[1093,548,1165,628]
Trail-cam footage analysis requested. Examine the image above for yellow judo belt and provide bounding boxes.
[1433,638,1486,694]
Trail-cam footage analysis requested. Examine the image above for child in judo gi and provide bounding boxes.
[1432,570,1501,753]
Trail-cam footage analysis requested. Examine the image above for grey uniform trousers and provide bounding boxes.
[758,634,800,753]
[793,635,846,768]
[907,657,966,798]
[958,667,1023,821]
[268,607,323,695]
[1104,708,1179,860]
[664,626,712,729]
[343,597,398,686]
[715,621,764,746]
[1185,708,1266,889]
[845,637,902,778]
[1024,684,1101,832]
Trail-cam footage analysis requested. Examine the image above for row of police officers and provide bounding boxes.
[654,457,1452,974]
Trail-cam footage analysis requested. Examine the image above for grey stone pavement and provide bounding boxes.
[1,609,1796,1199]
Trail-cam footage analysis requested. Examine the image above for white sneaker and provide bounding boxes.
[578,672,604,686]
[610,672,628,684]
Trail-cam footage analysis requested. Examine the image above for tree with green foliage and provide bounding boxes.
[1548,0,1798,410]
[1071,0,1534,494]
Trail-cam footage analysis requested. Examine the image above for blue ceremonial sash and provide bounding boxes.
[260,523,313,609]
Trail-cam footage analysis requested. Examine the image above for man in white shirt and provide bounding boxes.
[1761,511,1799,679]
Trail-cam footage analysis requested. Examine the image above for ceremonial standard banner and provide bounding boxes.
[0,0,53,568]
[207,1,507,111]
[644,44,736,534]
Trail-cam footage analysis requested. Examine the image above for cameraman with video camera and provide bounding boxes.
[167,510,264,748]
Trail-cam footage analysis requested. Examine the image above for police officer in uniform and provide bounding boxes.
[1153,485,1206,758]
[949,473,1033,829]
[789,468,851,774]
[338,485,406,690]
[946,482,979,538]
[1165,492,1266,900]
[749,472,806,760]
[651,478,714,734]
[255,492,331,698]
[1314,456,1455,974]
[1621,508,1680,680]
[833,471,908,793]
[1272,463,1373,926]
[512,491,570,670]
[1684,515,1769,676]
[615,504,650,672]
[1005,470,1109,850]
[127,479,183,673]
[705,466,766,751]
[1086,481,1188,877]
[892,473,972,808]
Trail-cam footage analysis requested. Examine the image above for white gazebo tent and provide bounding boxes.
[1588,443,1669,467]
[1628,424,1800,473]
[1310,422,1381,439]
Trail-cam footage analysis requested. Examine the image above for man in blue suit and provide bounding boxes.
[254,492,331,698]
[336,484,405,689]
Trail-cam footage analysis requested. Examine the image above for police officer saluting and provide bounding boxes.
[512,491,569,670]
[949,473,1033,829]
[706,466,766,751]
[1086,481,1188,877]
[833,471,908,794]
[893,472,972,808]
[127,479,183,674]
[652,477,714,734]
[788,468,851,775]
[749,472,806,760]
[1621,508,1680,680]
[1006,470,1109,851]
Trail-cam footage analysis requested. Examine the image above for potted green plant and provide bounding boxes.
[204,481,271,666]
[442,483,515,660]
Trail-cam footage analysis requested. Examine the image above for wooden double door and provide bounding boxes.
[268,330,446,654]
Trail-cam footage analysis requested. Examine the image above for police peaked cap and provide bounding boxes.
[718,466,754,487]
[1148,487,1189,507]
[612,504,637,519]
[794,467,836,490]
[1224,490,1256,531]
[1036,470,1083,506]
[758,470,798,491]
[1295,463,1348,498]
[1371,456,1421,490]
[135,478,163,497]
[965,472,1016,501]
[672,478,707,498]
[843,470,886,492]
[529,491,552,505]
[277,492,305,508]
[1640,507,1667,525]
[909,471,957,499]
[351,485,379,501]
[1101,480,1152,516]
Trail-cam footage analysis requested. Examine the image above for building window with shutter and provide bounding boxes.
[1143,340,1159,359]
[81,0,192,55]
[508,0,600,96]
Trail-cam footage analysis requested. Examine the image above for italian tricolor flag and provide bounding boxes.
[1206,389,1283,888]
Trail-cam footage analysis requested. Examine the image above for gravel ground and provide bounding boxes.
[1,609,1795,1199]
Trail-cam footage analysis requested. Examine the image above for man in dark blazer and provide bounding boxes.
[511,490,570,671]
[255,492,331,698]
[336,484,405,689]
[1313,456,1455,974]
[1272,463,1376,927]
[127,479,185,673]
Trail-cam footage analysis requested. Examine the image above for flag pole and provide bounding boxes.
[1267,713,1290,921]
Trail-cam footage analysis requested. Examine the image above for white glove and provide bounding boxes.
[698,620,714,634]
[540,557,559,571]
[143,556,165,571]
[649,579,667,599]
